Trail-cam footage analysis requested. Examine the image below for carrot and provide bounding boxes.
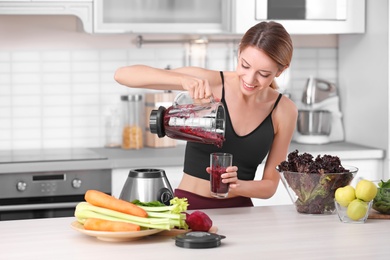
[84,218,141,232]
[85,190,148,218]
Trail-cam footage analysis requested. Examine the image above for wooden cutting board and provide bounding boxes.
[368,209,390,219]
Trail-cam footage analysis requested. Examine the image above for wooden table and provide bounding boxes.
[0,205,388,259]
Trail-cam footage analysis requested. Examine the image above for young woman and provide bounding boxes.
[114,21,297,209]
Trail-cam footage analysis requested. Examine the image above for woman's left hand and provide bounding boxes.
[206,166,239,188]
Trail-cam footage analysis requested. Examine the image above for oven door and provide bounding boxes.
[0,169,111,221]
[0,195,83,221]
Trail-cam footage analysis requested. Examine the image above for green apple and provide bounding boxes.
[335,185,356,207]
[347,199,368,221]
[355,179,378,202]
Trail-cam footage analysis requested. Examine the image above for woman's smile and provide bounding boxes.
[242,79,256,91]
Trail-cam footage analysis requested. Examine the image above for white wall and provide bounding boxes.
[338,0,389,151]
[0,15,339,150]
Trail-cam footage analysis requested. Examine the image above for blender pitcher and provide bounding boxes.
[149,92,226,147]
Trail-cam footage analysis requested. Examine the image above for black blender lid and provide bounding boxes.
[174,231,226,249]
[149,106,166,137]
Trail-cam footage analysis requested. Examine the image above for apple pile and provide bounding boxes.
[335,179,378,221]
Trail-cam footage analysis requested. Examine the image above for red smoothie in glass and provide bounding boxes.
[210,166,229,197]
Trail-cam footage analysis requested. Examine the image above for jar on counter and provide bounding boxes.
[121,94,144,149]
[104,105,122,148]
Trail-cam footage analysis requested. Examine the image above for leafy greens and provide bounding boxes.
[278,150,354,214]
[373,179,390,214]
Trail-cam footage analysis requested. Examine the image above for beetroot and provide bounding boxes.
[185,210,213,232]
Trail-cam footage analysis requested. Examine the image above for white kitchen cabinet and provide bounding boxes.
[112,160,383,206]
[0,0,366,35]
[112,165,292,206]
[0,0,89,1]
[252,164,292,206]
[0,0,93,33]
[93,0,231,34]
[344,159,384,185]
[113,165,292,206]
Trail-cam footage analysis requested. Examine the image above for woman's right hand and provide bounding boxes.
[180,76,213,100]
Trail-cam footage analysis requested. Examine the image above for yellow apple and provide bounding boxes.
[347,199,368,221]
[335,185,356,207]
[355,179,378,202]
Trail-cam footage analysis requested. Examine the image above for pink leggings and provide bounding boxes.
[174,189,253,210]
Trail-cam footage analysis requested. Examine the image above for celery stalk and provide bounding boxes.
[146,211,183,219]
[75,196,190,231]
[75,202,171,230]
[132,197,189,229]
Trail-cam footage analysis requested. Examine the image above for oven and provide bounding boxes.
[0,149,111,221]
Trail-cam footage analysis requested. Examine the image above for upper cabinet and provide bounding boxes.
[233,0,366,34]
[0,0,93,33]
[93,0,231,34]
[0,0,365,35]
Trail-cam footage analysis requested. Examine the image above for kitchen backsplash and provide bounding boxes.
[0,17,337,150]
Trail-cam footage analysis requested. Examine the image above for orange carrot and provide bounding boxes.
[84,218,141,232]
[85,190,148,218]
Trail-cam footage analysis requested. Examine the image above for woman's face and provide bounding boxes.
[236,46,282,95]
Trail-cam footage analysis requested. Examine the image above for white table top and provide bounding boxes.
[1,205,388,260]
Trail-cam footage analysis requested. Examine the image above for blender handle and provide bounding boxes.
[174,91,216,106]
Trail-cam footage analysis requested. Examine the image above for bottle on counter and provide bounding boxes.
[121,94,144,149]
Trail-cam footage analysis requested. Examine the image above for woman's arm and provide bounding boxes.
[114,65,222,99]
[114,65,186,90]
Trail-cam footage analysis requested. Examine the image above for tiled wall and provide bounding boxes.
[0,46,337,150]
[0,35,337,150]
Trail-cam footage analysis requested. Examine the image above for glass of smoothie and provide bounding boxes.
[210,153,232,198]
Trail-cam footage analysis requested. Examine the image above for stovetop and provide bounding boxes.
[0,148,107,164]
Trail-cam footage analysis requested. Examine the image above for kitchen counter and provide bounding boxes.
[1,205,388,259]
[0,141,384,174]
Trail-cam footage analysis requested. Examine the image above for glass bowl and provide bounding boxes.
[278,166,358,214]
[335,199,372,223]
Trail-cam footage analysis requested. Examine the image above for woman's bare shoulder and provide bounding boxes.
[221,71,238,79]
[275,95,298,121]
[281,95,297,110]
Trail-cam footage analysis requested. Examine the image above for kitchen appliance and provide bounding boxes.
[293,76,344,144]
[149,92,226,147]
[233,0,365,34]
[0,148,111,221]
[119,168,174,205]
[297,110,331,136]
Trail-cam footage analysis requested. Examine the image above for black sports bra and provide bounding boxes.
[183,71,282,181]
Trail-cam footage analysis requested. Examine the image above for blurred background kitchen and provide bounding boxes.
[0,0,389,216]
[0,0,346,150]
